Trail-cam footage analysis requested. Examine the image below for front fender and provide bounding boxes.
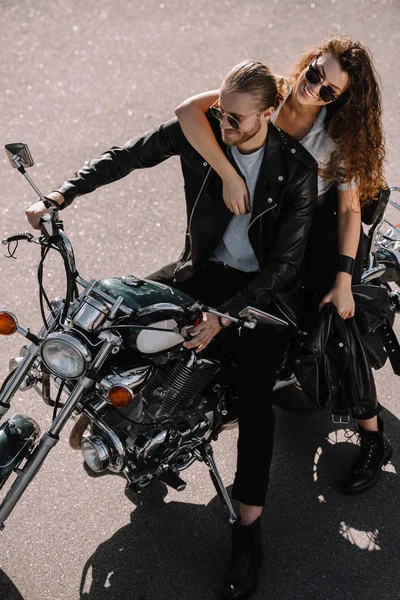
[0,414,41,478]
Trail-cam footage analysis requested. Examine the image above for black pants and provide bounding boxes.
[148,261,290,507]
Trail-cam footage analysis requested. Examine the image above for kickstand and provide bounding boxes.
[198,443,238,524]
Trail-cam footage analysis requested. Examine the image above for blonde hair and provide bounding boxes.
[222,60,286,110]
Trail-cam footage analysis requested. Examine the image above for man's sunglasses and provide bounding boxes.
[305,59,337,103]
[210,101,262,130]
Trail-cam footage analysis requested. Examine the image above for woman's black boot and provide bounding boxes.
[220,517,263,600]
[341,416,393,494]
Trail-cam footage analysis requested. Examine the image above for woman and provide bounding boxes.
[175,35,392,495]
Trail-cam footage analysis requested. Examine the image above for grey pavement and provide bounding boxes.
[0,1,399,599]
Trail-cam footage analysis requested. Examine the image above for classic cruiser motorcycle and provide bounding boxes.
[0,143,292,528]
[0,143,399,531]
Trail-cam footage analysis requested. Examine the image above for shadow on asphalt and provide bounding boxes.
[77,407,399,600]
[0,570,25,600]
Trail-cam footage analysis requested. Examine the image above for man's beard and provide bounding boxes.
[221,116,262,147]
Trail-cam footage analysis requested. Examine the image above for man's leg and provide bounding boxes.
[221,324,290,600]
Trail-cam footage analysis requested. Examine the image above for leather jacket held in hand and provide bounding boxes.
[292,284,400,420]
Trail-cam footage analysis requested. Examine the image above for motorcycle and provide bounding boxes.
[0,143,399,532]
[0,142,292,528]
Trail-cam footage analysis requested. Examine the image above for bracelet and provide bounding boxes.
[337,254,355,276]
[218,315,232,328]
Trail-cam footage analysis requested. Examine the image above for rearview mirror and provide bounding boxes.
[5,143,34,169]
[239,306,288,328]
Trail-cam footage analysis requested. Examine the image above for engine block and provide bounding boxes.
[142,355,219,417]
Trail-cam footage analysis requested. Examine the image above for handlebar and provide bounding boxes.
[1,233,36,244]
[197,304,257,329]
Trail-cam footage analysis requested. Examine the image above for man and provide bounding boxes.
[27,61,317,600]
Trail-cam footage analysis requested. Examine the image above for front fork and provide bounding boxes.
[0,345,39,418]
[0,330,121,529]
[0,312,60,420]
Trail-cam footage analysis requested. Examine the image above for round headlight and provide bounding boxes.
[81,436,110,472]
[40,332,91,379]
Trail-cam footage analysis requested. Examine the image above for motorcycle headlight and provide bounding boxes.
[40,332,92,379]
[81,436,110,472]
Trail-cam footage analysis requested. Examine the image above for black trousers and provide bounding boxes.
[148,261,290,507]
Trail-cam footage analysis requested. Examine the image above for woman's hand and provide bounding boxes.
[319,279,355,319]
[222,174,250,215]
[183,312,222,353]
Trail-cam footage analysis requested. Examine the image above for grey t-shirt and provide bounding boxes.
[213,144,264,272]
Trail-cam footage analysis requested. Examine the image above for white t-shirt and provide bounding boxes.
[271,87,357,195]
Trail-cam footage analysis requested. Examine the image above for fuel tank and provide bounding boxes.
[95,276,196,354]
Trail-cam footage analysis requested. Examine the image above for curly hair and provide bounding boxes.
[290,35,386,205]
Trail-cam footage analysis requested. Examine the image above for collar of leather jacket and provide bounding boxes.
[207,114,317,232]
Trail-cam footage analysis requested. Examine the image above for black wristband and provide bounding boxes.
[337,254,355,276]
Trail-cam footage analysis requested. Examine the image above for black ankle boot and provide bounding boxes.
[220,517,263,600]
[341,417,393,494]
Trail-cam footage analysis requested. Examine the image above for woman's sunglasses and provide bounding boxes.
[305,59,337,103]
[210,101,262,130]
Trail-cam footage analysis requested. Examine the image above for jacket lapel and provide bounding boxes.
[249,124,287,229]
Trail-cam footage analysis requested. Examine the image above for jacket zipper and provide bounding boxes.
[345,325,362,417]
[174,166,212,276]
[246,202,297,329]
[247,203,277,230]
[273,298,298,329]
[188,166,212,232]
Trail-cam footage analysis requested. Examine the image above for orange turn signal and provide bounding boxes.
[107,385,134,408]
[0,311,18,336]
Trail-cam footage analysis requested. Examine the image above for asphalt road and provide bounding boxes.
[1,1,399,599]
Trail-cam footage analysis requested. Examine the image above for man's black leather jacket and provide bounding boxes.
[56,115,318,326]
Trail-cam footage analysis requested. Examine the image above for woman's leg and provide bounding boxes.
[357,416,378,431]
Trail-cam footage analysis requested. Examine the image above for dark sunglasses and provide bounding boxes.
[305,59,337,103]
[210,101,262,130]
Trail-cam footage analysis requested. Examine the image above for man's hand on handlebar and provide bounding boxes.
[184,311,222,353]
[25,192,65,230]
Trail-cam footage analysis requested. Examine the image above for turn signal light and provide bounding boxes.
[107,385,134,408]
[0,311,18,336]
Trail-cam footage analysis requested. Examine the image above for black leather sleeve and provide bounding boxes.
[217,164,318,316]
[55,117,187,207]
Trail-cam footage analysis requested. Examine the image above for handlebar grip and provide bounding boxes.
[1,233,33,245]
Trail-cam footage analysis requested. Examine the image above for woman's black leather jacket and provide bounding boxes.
[292,284,400,420]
